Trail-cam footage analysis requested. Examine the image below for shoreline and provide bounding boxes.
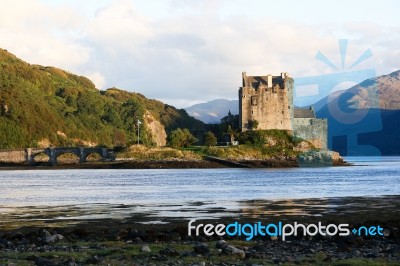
[0,158,350,170]
[0,195,398,264]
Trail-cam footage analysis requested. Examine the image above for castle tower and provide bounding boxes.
[239,72,294,131]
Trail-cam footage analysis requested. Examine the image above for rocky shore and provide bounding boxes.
[1,196,398,265]
[1,229,398,265]
[0,153,349,170]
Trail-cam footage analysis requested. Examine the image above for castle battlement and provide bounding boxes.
[239,72,294,131]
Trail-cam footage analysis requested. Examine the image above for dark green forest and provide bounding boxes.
[0,49,204,148]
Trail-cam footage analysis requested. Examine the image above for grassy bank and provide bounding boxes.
[116,145,201,161]
[116,130,313,161]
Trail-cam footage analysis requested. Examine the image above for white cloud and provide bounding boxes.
[85,71,106,89]
[0,0,89,70]
[0,0,398,108]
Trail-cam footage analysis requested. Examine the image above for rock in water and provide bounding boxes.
[44,234,64,244]
[141,245,151,252]
[194,243,209,254]
[223,245,246,259]
[40,229,64,244]
[216,240,228,249]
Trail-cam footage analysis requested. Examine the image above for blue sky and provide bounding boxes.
[0,0,399,107]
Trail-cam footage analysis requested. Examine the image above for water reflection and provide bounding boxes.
[1,195,399,229]
[0,157,399,229]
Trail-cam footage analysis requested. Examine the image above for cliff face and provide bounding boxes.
[145,111,167,147]
[0,49,203,148]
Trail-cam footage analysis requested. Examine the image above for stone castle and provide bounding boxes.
[239,72,327,149]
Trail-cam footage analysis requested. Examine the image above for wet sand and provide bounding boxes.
[0,196,399,265]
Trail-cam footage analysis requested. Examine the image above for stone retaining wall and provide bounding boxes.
[0,150,25,163]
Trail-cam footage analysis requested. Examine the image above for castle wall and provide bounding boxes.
[293,118,328,149]
[239,73,293,131]
[238,72,327,149]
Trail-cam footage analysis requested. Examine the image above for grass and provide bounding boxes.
[114,130,318,162]
[116,145,201,160]
[182,146,209,156]
[203,144,301,160]
[1,239,398,266]
[116,143,304,162]
[331,259,398,266]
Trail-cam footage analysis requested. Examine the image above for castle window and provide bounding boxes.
[251,96,258,106]
[288,106,290,109]
[282,111,284,114]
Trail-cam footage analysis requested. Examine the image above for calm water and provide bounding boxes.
[0,157,399,223]
[0,157,399,206]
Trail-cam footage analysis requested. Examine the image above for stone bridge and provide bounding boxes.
[25,147,115,165]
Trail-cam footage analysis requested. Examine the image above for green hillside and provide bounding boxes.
[0,49,204,149]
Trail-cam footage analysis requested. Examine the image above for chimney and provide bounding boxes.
[267,74,272,88]
[242,72,247,87]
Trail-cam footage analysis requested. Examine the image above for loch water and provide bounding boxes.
[0,157,399,223]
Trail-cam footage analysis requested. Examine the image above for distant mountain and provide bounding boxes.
[314,70,400,112]
[313,90,345,113]
[185,99,239,124]
[315,70,400,155]
[0,49,204,148]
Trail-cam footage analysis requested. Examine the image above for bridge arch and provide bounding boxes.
[53,148,81,165]
[25,147,115,165]
[31,152,50,163]
[85,152,102,162]
[56,152,80,164]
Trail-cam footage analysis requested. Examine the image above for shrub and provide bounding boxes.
[204,131,217,147]
[168,128,198,149]
[247,120,259,130]
[238,129,296,147]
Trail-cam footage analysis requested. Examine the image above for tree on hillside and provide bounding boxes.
[204,131,217,147]
[168,128,198,148]
[113,129,127,148]
[0,49,205,149]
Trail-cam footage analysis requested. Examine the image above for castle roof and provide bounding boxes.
[294,107,316,118]
[244,76,285,89]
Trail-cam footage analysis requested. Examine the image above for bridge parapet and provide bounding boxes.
[25,147,115,165]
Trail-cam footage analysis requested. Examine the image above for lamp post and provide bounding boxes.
[137,119,142,145]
